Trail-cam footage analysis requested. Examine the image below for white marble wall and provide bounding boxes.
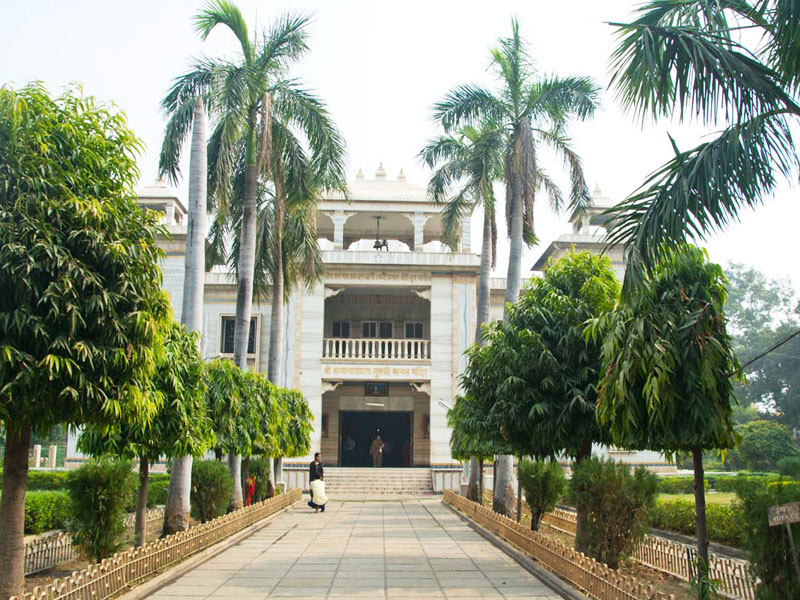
[429,276,454,463]
[298,283,325,458]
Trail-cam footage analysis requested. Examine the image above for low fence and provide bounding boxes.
[24,508,166,576]
[14,489,300,600]
[444,490,674,600]
[541,508,755,600]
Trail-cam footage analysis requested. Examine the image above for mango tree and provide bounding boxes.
[592,246,739,598]
[79,322,213,545]
[0,84,170,598]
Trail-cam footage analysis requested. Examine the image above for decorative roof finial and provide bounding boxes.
[356,167,364,180]
[375,162,387,179]
[593,183,603,196]
[397,168,406,181]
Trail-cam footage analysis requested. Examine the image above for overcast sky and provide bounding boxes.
[2,0,798,288]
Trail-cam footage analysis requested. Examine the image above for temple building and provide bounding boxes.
[66,165,672,486]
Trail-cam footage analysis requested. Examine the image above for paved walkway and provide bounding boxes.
[149,498,563,600]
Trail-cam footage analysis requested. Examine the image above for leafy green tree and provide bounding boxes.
[593,246,739,598]
[487,251,618,549]
[725,263,800,429]
[420,124,504,501]
[606,0,800,290]
[727,420,799,472]
[79,322,214,546]
[0,83,170,598]
[432,18,599,516]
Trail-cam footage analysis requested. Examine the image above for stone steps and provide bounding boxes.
[321,467,433,496]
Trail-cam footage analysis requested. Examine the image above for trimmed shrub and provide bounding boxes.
[66,458,135,560]
[649,499,744,546]
[23,491,71,534]
[191,460,233,523]
[713,473,778,493]
[776,457,800,479]
[658,476,708,495]
[0,470,70,491]
[734,477,800,599]
[248,458,272,503]
[518,459,566,531]
[147,480,170,507]
[570,458,659,568]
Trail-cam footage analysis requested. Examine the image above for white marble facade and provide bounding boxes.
[65,172,670,472]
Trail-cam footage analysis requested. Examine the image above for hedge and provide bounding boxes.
[649,498,744,547]
[147,480,170,507]
[24,490,71,534]
[657,476,708,495]
[710,473,778,493]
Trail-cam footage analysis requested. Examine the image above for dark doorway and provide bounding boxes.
[340,411,412,467]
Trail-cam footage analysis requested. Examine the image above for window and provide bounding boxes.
[220,316,257,355]
[362,321,393,338]
[405,322,424,339]
[332,321,350,338]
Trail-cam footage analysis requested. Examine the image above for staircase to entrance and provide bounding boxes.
[323,467,433,496]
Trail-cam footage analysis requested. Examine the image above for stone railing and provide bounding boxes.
[444,490,674,600]
[24,508,166,576]
[540,509,755,600]
[322,338,430,361]
[14,489,300,600]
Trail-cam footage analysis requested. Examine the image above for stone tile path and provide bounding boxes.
[149,498,563,600]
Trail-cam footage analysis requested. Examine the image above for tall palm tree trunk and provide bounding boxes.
[0,423,31,600]
[230,121,259,511]
[135,456,149,547]
[494,168,524,517]
[164,97,207,536]
[267,191,285,385]
[468,211,494,502]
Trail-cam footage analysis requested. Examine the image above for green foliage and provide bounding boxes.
[79,321,213,463]
[776,457,800,479]
[518,460,566,531]
[606,2,800,293]
[66,458,136,561]
[734,477,800,599]
[595,246,739,453]
[0,470,69,491]
[712,473,778,493]
[649,499,744,547]
[658,477,708,495]
[0,82,171,436]
[22,491,70,534]
[451,252,619,462]
[248,458,272,502]
[727,420,799,472]
[275,388,313,459]
[190,460,232,523]
[569,458,659,568]
[147,480,170,507]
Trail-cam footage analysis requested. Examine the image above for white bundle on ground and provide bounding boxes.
[310,479,328,506]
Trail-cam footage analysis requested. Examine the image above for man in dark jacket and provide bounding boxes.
[308,452,325,512]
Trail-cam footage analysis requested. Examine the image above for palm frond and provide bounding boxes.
[491,16,530,114]
[537,129,591,215]
[765,0,800,91]
[159,98,197,185]
[433,84,506,131]
[194,0,252,63]
[256,12,312,76]
[610,13,798,124]
[605,112,799,294]
[526,75,600,124]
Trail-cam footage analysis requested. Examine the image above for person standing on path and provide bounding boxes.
[308,452,326,512]
[370,435,384,468]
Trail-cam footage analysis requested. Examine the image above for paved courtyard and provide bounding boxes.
[148,498,563,600]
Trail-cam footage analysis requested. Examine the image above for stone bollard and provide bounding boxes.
[48,445,57,468]
[33,444,42,469]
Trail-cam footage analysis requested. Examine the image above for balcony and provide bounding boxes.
[322,338,430,362]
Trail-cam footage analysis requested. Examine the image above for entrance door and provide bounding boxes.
[340,411,412,467]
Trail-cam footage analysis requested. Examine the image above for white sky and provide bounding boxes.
[2,0,798,287]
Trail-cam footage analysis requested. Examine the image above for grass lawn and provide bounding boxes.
[658,492,736,505]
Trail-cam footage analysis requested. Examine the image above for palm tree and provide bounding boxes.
[420,125,503,503]
[159,1,337,509]
[606,0,800,293]
[161,97,207,535]
[432,17,600,517]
